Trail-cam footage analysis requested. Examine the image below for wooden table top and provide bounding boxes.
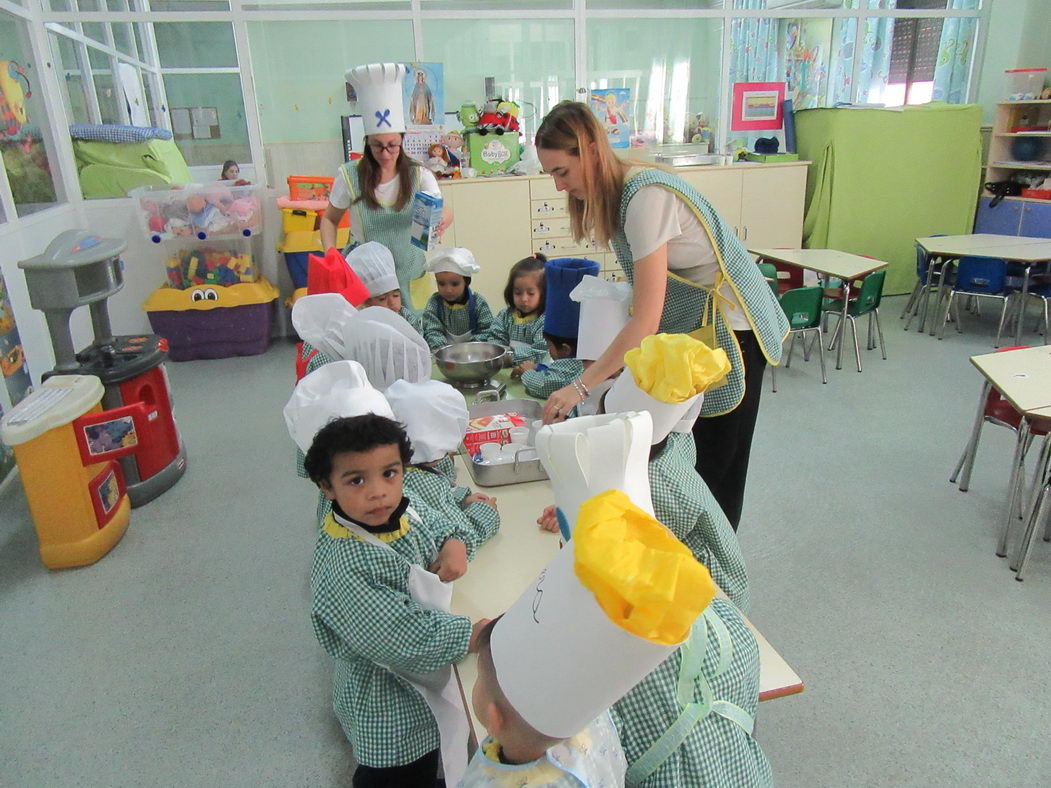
[970,345,1051,414]
[917,234,1051,264]
[748,247,889,281]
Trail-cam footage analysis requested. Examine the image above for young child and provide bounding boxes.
[518,257,598,401]
[420,247,494,350]
[385,378,500,553]
[305,412,490,787]
[481,253,549,369]
[346,241,424,333]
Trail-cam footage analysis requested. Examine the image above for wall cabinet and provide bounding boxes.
[975,196,1051,239]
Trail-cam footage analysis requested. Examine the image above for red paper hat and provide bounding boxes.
[307,248,369,306]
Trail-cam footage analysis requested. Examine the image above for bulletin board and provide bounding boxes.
[170,106,221,140]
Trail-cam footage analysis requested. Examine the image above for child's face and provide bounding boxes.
[322,444,405,526]
[436,272,466,303]
[513,273,542,315]
[365,289,402,312]
[223,164,239,180]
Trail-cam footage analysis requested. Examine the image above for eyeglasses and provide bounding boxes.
[368,141,402,154]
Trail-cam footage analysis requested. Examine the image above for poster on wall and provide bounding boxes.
[589,89,631,149]
[0,270,34,482]
[403,63,444,129]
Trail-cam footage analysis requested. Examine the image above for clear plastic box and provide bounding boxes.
[162,243,259,289]
[130,182,262,243]
[1005,68,1047,101]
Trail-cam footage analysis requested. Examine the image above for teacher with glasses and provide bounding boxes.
[321,62,452,310]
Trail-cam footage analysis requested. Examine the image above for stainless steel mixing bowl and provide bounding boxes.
[433,341,512,386]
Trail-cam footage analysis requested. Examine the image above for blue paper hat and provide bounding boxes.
[544,257,600,339]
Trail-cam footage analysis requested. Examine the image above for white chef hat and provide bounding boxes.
[425,247,480,278]
[604,334,730,445]
[488,489,717,740]
[282,360,394,454]
[343,306,431,391]
[570,276,632,361]
[535,412,654,541]
[671,396,704,435]
[291,293,357,360]
[347,62,408,135]
[386,379,468,464]
[346,241,399,297]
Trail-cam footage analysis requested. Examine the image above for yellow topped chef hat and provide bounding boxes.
[489,489,715,739]
[605,333,730,444]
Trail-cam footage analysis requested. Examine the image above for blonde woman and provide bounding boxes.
[535,100,788,530]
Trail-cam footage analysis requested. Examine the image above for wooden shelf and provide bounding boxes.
[997,100,1051,106]
[994,132,1051,137]
[989,162,1051,171]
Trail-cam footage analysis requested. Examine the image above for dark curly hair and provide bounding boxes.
[303,414,413,486]
[503,253,547,312]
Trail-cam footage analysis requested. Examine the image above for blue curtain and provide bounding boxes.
[857,1,895,104]
[729,0,779,85]
[932,0,978,104]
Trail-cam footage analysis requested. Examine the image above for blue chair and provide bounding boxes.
[937,256,1013,347]
[903,235,953,332]
[1022,280,1051,344]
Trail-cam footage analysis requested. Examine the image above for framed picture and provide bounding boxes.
[588,88,631,149]
[731,82,786,131]
[73,404,145,466]
[87,461,126,528]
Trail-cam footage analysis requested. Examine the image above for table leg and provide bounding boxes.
[1014,263,1032,345]
[837,279,850,371]
[1010,433,1051,578]
[906,257,936,332]
[996,420,1033,557]
[950,380,991,491]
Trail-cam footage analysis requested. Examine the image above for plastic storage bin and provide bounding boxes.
[142,278,278,361]
[1005,68,1047,101]
[163,244,258,289]
[131,181,262,243]
[0,375,132,568]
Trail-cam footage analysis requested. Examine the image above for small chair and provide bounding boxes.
[769,259,804,296]
[770,285,826,393]
[1021,280,1051,344]
[757,262,780,298]
[902,239,953,331]
[822,269,887,373]
[936,256,1013,347]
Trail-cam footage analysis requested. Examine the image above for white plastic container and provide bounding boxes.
[131,181,262,244]
[1005,68,1047,101]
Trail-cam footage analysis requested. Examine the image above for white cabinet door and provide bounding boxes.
[739,166,806,248]
[676,169,744,235]
[449,178,533,305]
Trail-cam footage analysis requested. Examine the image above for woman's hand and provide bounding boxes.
[436,203,454,241]
[541,385,583,424]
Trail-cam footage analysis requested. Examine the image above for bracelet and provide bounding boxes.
[571,379,588,403]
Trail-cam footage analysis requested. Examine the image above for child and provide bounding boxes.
[517,257,598,401]
[305,412,490,787]
[346,241,424,333]
[421,247,494,350]
[480,253,549,369]
[219,159,249,185]
[385,378,500,552]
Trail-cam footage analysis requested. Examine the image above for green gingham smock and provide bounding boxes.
[398,305,424,334]
[294,341,337,525]
[481,308,548,364]
[403,466,499,559]
[611,169,789,417]
[521,358,586,400]
[311,503,474,768]
[665,430,697,467]
[432,454,471,505]
[421,291,495,351]
[649,439,750,612]
[610,598,772,788]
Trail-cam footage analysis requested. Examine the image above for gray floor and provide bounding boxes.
[2,295,1050,787]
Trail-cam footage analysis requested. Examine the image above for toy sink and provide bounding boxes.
[459,396,548,487]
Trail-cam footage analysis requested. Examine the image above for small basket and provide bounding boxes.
[1021,188,1051,200]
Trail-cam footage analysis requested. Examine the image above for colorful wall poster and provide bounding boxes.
[403,63,444,129]
[589,88,631,149]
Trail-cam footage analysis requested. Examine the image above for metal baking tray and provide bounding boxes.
[653,152,724,167]
[458,397,548,487]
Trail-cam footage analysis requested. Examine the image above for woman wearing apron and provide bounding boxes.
[535,101,788,531]
[320,63,452,312]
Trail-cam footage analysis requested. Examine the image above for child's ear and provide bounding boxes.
[319,479,337,501]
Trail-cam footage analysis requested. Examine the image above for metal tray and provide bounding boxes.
[459,396,548,487]
[653,152,723,167]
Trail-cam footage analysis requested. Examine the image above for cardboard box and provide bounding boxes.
[466,131,522,175]
[410,191,443,252]
[463,411,527,454]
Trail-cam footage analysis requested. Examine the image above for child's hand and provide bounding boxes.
[536,505,560,533]
[469,618,493,653]
[512,361,537,378]
[464,492,498,511]
[430,538,468,582]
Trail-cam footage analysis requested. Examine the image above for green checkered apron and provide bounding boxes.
[611,169,789,417]
[339,160,427,310]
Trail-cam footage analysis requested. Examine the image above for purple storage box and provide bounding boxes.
[142,279,277,361]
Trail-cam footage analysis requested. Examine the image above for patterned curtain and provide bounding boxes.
[729,0,780,85]
[857,6,895,104]
[932,0,979,103]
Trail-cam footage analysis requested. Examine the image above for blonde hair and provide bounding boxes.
[535,101,633,248]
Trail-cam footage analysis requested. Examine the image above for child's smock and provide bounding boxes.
[421,290,495,351]
[482,308,548,364]
[460,711,627,787]
[403,466,499,558]
[522,358,586,400]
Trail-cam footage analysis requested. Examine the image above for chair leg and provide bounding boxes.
[867,310,876,350]
[900,281,921,320]
[997,422,1033,558]
[1043,298,1049,345]
[1009,434,1051,576]
[951,381,991,491]
[874,308,887,360]
[849,316,862,373]
[937,292,954,340]
[1012,477,1051,581]
[953,295,964,334]
[994,297,1009,349]
[815,327,827,384]
[770,363,777,393]
[784,332,797,369]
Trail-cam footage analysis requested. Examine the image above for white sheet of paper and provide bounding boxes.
[170,108,191,135]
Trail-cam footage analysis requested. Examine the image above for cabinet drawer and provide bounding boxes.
[529,177,562,199]
[531,198,569,219]
[531,217,572,237]
[532,236,603,257]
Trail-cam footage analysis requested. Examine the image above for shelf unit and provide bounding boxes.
[984,100,1051,202]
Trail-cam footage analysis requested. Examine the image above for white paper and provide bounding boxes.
[170,108,191,136]
[605,371,701,445]
[190,106,217,126]
[192,124,211,140]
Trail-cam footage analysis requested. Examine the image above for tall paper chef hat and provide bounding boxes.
[489,489,717,740]
[343,306,431,391]
[291,293,357,361]
[535,411,654,540]
[425,247,480,278]
[570,275,632,361]
[386,379,468,464]
[347,62,408,136]
[604,333,731,445]
[283,360,394,453]
[346,241,399,297]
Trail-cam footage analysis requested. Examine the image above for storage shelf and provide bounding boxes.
[989,162,1051,170]
[994,132,1051,137]
[997,100,1051,106]
[980,194,1051,204]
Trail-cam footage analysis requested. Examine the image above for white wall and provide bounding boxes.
[976,0,1050,125]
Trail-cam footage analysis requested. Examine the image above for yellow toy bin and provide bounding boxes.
[0,375,132,569]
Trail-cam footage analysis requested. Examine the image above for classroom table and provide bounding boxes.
[916,234,1051,343]
[448,455,805,745]
[748,248,889,370]
[961,346,1051,578]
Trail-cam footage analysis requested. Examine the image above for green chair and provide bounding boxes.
[757,262,779,298]
[771,285,826,393]
[823,269,887,373]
